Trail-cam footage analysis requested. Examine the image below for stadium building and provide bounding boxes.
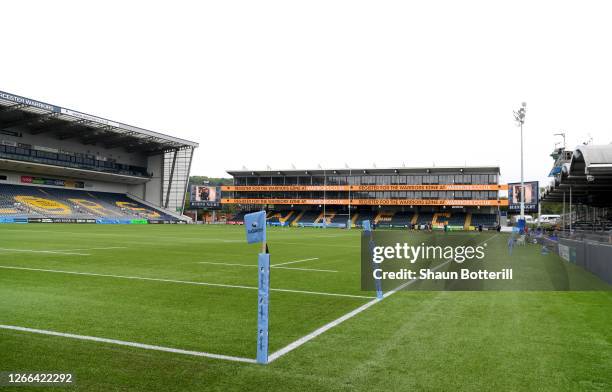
[0,90,198,223]
[222,166,507,229]
[541,143,612,232]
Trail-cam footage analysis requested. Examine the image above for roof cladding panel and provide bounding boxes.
[0,90,198,154]
[541,144,612,207]
[570,145,612,175]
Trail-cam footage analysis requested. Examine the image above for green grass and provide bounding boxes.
[0,224,610,391]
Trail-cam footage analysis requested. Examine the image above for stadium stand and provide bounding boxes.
[330,212,350,224]
[355,210,375,227]
[227,211,248,224]
[470,213,497,228]
[374,211,395,226]
[222,166,505,229]
[295,211,320,225]
[0,90,198,223]
[416,212,434,225]
[389,211,414,227]
[0,184,177,221]
[267,210,297,226]
[448,213,467,226]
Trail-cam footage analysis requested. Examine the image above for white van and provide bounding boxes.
[537,215,560,224]
[511,215,534,224]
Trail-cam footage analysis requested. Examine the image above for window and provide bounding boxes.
[312,176,325,185]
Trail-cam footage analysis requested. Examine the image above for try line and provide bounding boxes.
[197,260,336,273]
[0,324,256,364]
[0,265,372,299]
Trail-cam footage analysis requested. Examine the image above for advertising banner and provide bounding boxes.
[191,185,221,209]
[222,184,508,192]
[507,181,539,213]
[221,198,508,206]
[21,176,84,189]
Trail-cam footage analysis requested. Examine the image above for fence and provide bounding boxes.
[538,235,612,284]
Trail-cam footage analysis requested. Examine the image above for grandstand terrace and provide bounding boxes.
[540,144,612,232]
[0,90,198,223]
[223,166,506,229]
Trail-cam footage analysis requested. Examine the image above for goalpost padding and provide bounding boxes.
[257,253,270,364]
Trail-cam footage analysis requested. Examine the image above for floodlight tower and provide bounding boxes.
[513,102,527,220]
[554,132,566,149]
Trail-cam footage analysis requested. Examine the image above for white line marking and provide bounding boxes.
[197,261,337,273]
[0,265,370,299]
[281,242,356,248]
[0,248,90,256]
[272,257,319,267]
[0,324,256,364]
[272,287,371,299]
[268,234,499,362]
[54,247,128,251]
[197,261,257,268]
[273,266,337,273]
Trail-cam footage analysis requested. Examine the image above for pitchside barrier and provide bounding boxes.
[538,235,612,284]
[0,218,180,224]
[296,222,347,228]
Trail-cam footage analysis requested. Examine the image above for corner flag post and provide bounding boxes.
[363,220,383,300]
[245,210,270,364]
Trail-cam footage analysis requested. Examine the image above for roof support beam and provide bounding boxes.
[102,131,137,149]
[164,149,179,209]
[52,119,92,139]
[0,103,28,114]
[79,127,119,144]
[29,115,73,135]
[0,112,58,131]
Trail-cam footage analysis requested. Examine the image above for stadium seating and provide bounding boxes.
[374,212,395,225]
[416,212,434,225]
[227,211,248,223]
[0,184,177,221]
[267,210,297,225]
[570,219,612,232]
[330,212,350,224]
[355,210,375,227]
[389,211,414,227]
[295,211,320,225]
[448,213,467,226]
[470,213,497,228]
[225,208,496,230]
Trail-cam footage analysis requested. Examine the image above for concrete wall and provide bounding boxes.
[143,153,163,207]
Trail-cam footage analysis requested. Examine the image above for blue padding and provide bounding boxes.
[96,219,133,224]
[257,253,270,364]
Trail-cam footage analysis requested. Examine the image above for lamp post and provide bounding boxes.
[348,167,352,229]
[513,102,527,221]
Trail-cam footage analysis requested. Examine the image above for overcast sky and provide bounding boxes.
[2,1,611,186]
